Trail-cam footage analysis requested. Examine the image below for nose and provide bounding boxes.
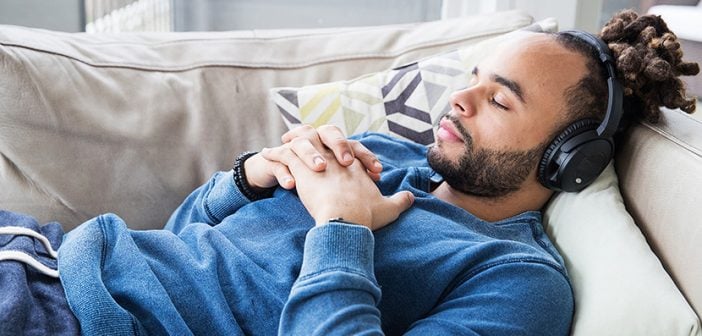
[449,87,476,118]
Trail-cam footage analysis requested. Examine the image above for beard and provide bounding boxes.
[427,114,547,198]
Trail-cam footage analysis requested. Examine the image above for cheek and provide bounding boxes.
[473,114,521,146]
[515,124,543,143]
[476,115,545,150]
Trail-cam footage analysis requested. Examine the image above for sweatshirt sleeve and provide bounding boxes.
[164,170,252,233]
[278,223,384,336]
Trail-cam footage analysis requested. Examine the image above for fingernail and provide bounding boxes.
[343,153,353,163]
[282,176,293,186]
[374,160,382,170]
[313,156,325,166]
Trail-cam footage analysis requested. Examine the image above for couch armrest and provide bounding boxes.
[616,107,702,319]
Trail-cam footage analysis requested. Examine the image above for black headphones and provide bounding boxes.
[537,30,624,192]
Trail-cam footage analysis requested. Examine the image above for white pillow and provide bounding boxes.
[544,163,701,336]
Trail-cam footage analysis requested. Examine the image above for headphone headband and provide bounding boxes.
[560,30,623,138]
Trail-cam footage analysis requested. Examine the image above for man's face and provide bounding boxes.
[427,33,588,198]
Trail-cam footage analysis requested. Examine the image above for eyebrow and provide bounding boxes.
[472,66,526,104]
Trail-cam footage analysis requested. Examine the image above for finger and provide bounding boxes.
[289,137,327,171]
[350,141,383,173]
[317,125,354,166]
[281,124,319,144]
[243,153,277,189]
[272,163,295,189]
[261,146,306,172]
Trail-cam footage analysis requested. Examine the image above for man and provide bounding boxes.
[2,11,699,336]
[255,29,586,332]
[61,31,579,335]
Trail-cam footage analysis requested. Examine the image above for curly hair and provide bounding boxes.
[554,10,699,130]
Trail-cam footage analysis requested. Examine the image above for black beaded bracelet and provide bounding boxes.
[233,151,275,201]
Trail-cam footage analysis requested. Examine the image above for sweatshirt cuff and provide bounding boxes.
[204,170,252,222]
[299,223,375,281]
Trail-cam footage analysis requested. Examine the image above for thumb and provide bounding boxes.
[377,191,414,225]
[389,191,415,212]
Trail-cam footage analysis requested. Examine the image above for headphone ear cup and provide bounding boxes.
[538,119,611,191]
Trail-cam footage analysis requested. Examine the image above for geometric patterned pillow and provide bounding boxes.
[270,33,514,145]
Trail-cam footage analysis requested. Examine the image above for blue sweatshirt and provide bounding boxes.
[58,133,573,335]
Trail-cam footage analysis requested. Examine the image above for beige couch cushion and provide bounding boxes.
[0,10,534,230]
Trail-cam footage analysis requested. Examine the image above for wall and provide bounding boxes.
[442,0,604,32]
[0,0,83,32]
[172,0,441,31]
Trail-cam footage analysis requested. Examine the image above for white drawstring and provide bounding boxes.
[0,226,59,258]
[0,226,60,277]
[0,250,59,278]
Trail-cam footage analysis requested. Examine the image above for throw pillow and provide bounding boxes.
[271,32,514,145]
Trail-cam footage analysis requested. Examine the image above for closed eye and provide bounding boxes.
[490,97,508,110]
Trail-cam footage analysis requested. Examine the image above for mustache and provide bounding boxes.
[438,112,472,143]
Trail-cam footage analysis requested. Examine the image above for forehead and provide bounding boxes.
[480,32,588,106]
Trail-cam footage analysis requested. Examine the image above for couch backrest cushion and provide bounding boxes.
[0,11,534,230]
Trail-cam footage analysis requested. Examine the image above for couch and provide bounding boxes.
[1,10,700,335]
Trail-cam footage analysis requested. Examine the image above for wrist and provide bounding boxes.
[233,151,275,201]
[315,211,371,228]
[242,154,269,190]
[316,217,347,227]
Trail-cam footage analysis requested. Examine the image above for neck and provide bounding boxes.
[430,179,554,222]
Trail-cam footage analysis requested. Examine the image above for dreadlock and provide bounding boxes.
[601,10,699,124]
[553,10,699,132]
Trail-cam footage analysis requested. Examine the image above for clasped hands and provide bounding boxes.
[244,125,414,231]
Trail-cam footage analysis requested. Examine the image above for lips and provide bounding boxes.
[437,118,464,143]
